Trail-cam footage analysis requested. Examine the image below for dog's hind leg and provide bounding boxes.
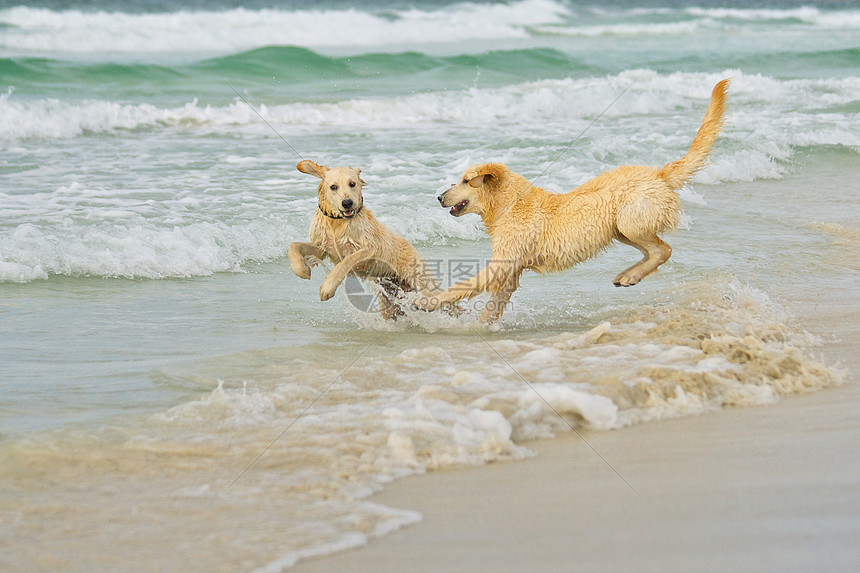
[479,264,522,323]
[613,234,672,287]
[420,266,493,311]
[377,281,406,320]
[479,280,517,323]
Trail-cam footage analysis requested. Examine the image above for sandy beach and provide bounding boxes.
[294,313,860,573]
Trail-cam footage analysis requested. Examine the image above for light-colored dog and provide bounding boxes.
[427,79,730,323]
[289,160,443,319]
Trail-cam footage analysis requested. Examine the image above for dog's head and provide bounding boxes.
[298,160,366,219]
[437,163,509,218]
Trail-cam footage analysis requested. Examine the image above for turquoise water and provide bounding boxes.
[1,1,858,570]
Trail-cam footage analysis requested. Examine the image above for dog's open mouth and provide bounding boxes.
[341,209,357,218]
[449,200,469,216]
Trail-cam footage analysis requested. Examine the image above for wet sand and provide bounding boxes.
[293,313,860,573]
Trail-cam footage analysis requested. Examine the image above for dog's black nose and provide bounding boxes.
[437,195,444,203]
[341,198,354,210]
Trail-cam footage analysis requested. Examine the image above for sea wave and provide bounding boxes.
[3,72,859,138]
[2,71,857,160]
[0,217,298,282]
[2,2,859,59]
[684,6,860,28]
[0,0,566,57]
[0,46,593,89]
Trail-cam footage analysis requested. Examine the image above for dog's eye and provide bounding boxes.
[330,184,338,191]
[349,181,356,188]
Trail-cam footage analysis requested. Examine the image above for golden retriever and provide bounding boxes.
[289,160,444,319]
[426,79,730,323]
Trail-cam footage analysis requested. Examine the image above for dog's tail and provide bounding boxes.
[659,79,730,190]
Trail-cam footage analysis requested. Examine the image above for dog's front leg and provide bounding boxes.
[320,247,375,301]
[289,242,326,280]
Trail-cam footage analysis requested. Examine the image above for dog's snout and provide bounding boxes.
[341,198,354,210]
[437,194,444,204]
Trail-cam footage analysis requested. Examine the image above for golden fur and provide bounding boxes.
[289,160,442,319]
[427,79,730,323]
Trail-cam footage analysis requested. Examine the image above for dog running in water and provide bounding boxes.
[428,79,730,323]
[289,160,444,319]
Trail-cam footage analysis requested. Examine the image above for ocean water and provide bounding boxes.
[1,0,858,570]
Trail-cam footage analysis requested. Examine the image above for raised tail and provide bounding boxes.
[659,79,730,190]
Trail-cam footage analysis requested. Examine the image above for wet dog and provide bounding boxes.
[289,160,443,319]
[427,79,730,323]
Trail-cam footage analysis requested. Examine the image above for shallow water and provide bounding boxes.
[1,0,859,570]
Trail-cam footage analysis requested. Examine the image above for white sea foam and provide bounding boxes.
[0,96,255,140]
[243,501,424,572]
[3,72,857,162]
[157,281,837,570]
[5,73,859,141]
[530,4,860,38]
[3,73,858,150]
[0,0,566,58]
[153,279,840,451]
[3,3,859,59]
[583,5,860,29]
[685,6,860,28]
[535,20,703,38]
[0,217,299,281]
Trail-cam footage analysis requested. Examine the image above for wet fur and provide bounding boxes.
[289,160,443,319]
[430,79,730,323]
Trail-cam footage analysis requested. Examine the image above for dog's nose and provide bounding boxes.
[341,198,354,210]
[437,194,444,204]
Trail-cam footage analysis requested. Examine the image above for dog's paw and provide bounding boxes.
[291,263,312,280]
[612,272,640,287]
[319,279,338,301]
[289,255,314,280]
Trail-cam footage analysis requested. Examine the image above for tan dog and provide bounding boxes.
[427,79,730,323]
[289,160,443,319]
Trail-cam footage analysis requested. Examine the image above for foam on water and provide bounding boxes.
[3,73,858,145]
[3,3,860,60]
[0,218,297,281]
[0,278,843,571]
[537,20,703,37]
[0,93,254,141]
[684,6,860,27]
[0,0,566,58]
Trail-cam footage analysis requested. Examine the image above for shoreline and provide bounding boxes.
[292,325,859,573]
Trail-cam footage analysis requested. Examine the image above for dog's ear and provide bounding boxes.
[347,166,367,187]
[467,163,506,188]
[297,160,328,179]
[468,175,486,188]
